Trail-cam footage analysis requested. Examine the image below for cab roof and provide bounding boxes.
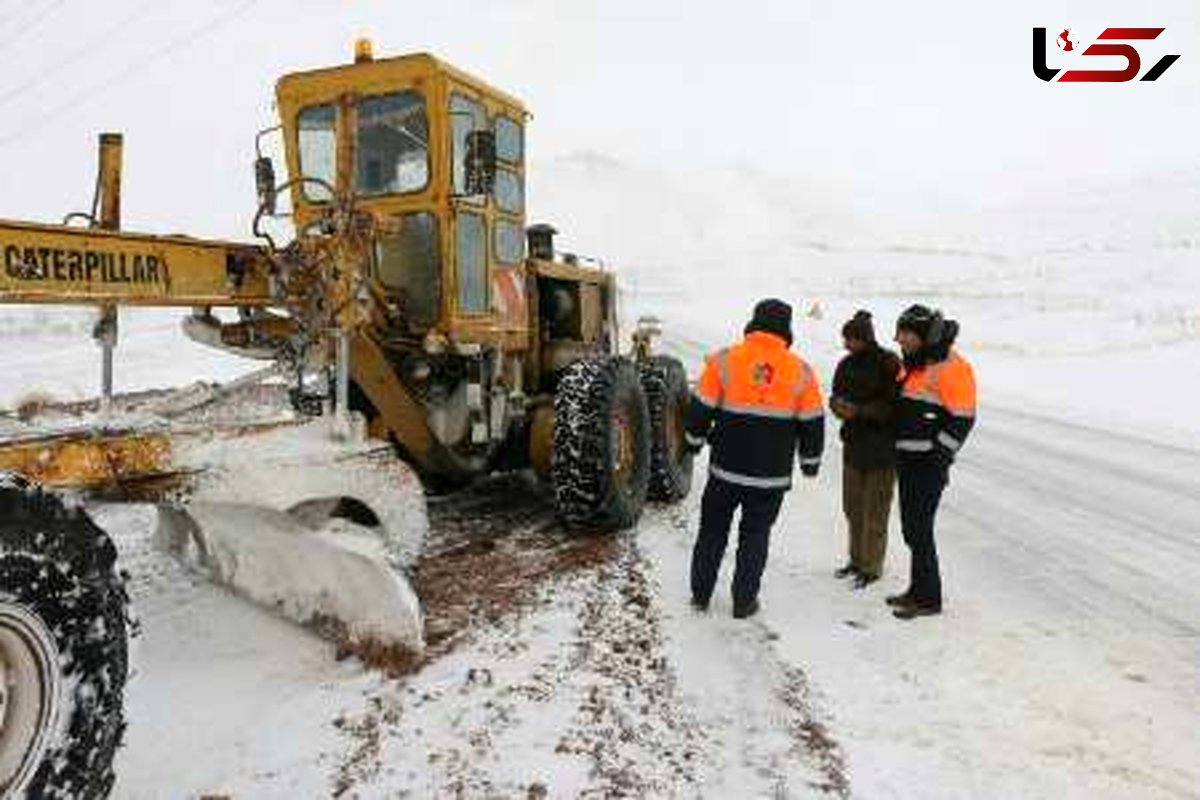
[276,50,528,116]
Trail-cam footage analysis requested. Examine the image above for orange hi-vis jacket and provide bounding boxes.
[895,350,976,463]
[685,331,825,490]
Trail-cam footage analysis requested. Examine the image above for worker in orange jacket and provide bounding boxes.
[685,299,825,619]
[888,304,977,619]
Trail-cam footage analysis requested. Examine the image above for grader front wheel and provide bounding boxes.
[0,478,129,800]
[551,358,650,531]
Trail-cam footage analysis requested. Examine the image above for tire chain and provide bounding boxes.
[638,356,693,503]
[551,359,617,527]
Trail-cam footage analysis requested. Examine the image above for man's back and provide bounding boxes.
[691,330,824,490]
[683,298,826,619]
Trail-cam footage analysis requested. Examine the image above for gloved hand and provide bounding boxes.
[801,463,819,478]
[830,397,856,421]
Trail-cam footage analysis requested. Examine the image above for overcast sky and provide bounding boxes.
[0,0,1196,236]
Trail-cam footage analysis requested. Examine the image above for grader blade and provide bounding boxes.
[157,501,423,657]
[0,400,430,660]
[159,420,429,658]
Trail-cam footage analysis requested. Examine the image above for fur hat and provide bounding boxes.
[896,304,941,343]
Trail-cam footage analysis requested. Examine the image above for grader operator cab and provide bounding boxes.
[0,44,692,798]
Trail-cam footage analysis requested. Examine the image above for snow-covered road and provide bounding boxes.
[725,402,1200,799]
[107,399,1200,798]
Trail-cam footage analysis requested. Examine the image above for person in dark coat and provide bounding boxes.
[829,310,901,588]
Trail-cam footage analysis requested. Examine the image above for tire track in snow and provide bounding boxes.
[328,528,707,797]
[329,478,852,797]
[642,502,851,798]
[553,531,708,796]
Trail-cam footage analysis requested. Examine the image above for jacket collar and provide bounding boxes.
[744,330,789,349]
[904,345,954,371]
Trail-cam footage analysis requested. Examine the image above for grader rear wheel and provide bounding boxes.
[0,477,129,800]
[638,355,694,502]
[551,358,650,531]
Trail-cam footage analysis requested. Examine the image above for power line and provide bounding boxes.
[0,0,159,111]
[0,0,263,148]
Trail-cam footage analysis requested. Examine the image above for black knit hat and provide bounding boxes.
[744,298,793,346]
[842,309,875,343]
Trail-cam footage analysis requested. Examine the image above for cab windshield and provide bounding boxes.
[358,91,429,195]
[297,90,429,201]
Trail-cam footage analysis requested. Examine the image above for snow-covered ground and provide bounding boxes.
[2,155,1199,798]
[93,406,1200,799]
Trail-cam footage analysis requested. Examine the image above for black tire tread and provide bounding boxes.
[551,358,650,531]
[638,355,694,503]
[0,476,129,800]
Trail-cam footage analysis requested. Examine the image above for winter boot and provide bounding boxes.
[732,598,760,619]
[834,563,857,579]
[853,573,879,590]
[893,601,942,620]
[886,590,915,607]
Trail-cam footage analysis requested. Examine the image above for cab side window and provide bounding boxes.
[451,94,487,198]
[493,114,525,264]
[456,212,488,313]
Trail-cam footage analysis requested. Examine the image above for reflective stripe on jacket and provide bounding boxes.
[685,331,824,490]
[895,350,976,462]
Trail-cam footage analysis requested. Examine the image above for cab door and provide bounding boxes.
[447,87,528,348]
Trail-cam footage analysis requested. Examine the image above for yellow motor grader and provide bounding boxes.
[0,43,692,799]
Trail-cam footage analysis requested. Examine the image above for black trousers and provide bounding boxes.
[897,456,947,605]
[691,476,785,607]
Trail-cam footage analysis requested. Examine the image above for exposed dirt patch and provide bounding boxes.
[779,665,852,798]
[330,695,394,798]
[330,526,710,798]
[413,472,618,665]
[552,533,707,796]
[330,473,629,793]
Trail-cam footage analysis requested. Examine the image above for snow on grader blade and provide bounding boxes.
[0,413,427,657]
[156,419,427,657]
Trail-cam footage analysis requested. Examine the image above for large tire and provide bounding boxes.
[552,358,650,531]
[638,355,694,503]
[0,476,129,799]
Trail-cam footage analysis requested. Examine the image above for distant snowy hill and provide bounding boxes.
[532,152,1200,356]
[530,153,1200,445]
